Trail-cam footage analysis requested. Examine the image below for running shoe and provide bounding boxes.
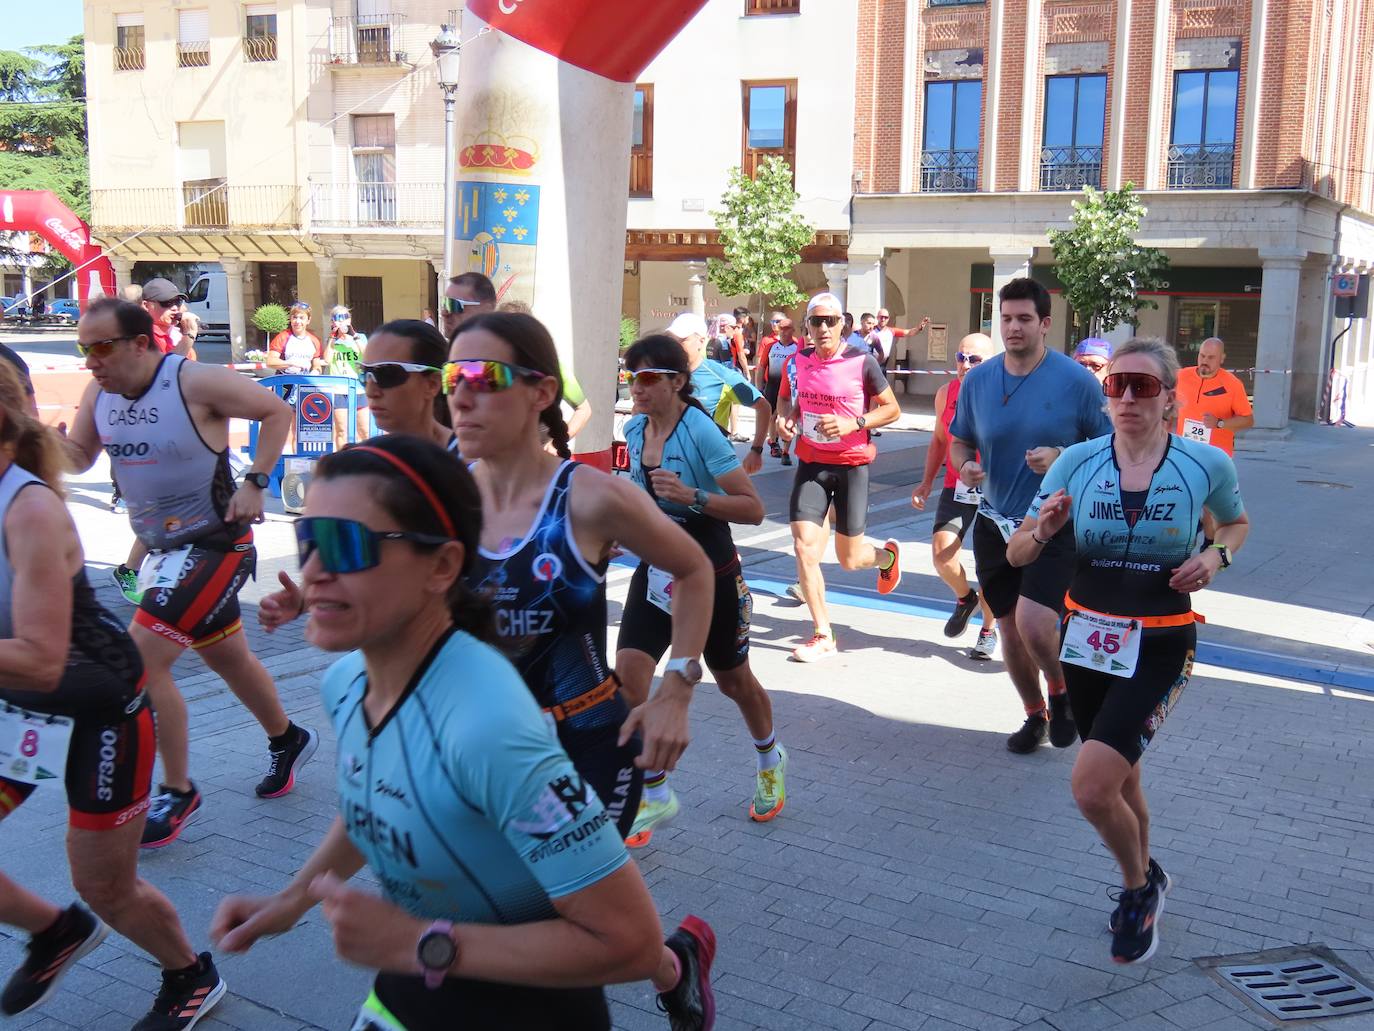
[1109,859,1172,933]
[1,903,108,1016]
[944,591,979,638]
[657,916,716,1031]
[132,952,225,1030]
[784,582,805,605]
[110,488,125,514]
[791,632,837,663]
[769,440,781,458]
[625,790,679,849]
[255,724,319,798]
[1109,882,1163,964]
[1006,713,1048,753]
[970,627,998,660]
[111,565,143,605]
[141,784,203,849]
[780,453,793,466]
[1048,693,1077,748]
[876,539,901,595]
[749,746,788,822]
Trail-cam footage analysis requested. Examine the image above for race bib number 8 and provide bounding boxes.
[1182,418,1212,444]
[646,566,674,614]
[1060,611,1142,679]
[0,706,74,786]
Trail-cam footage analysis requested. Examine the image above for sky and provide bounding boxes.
[1,0,83,53]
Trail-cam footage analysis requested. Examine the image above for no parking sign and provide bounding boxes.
[296,390,334,453]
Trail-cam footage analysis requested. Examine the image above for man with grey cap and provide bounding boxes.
[776,292,903,661]
[140,277,193,358]
[667,312,769,475]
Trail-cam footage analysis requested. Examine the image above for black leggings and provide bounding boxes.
[373,972,610,1030]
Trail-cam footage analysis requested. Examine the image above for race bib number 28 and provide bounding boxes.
[1182,418,1212,444]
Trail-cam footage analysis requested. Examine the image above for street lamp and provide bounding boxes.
[430,25,461,309]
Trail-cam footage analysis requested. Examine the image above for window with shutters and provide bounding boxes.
[115,14,145,71]
[352,115,397,223]
[244,4,278,62]
[629,85,653,197]
[178,9,211,68]
[741,81,796,182]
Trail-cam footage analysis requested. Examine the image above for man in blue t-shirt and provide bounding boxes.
[949,278,1112,755]
[667,312,770,475]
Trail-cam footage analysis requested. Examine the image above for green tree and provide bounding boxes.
[1048,183,1170,337]
[708,157,812,314]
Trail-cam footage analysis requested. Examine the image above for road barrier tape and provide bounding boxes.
[886,367,1292,376]
[27,360,271,375]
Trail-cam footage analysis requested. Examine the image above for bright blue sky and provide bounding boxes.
[4,0,82,53]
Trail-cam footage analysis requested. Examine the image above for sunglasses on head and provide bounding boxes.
[441,359,546,395]
[443,297,481,315]
[625,367,680,386]
[807,315,841,328]
[1077,357,1108,371]
[1102,371,1164,399]
[358,361,439,389]
[955,352,983,365]
[296,517,451,575]
[291,302,311,312]
[77,335,134,358]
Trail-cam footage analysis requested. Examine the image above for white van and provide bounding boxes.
[184,269,230,339]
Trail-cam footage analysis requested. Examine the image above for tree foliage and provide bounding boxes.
[1047,184,1170,336]
[707,157,812,312]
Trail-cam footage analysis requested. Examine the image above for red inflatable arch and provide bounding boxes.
[0,190,115,311]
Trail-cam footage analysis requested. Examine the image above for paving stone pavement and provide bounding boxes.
[2,432,1372,1030]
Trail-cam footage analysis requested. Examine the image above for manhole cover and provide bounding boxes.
[1296,480,1353,489]
[1202,947,1374,1022]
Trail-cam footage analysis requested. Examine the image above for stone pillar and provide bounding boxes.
[686,261,707,320]
[109,256,134,294]
[822,262,849,310]
[316,255,339,318]
[221,257,249,362]
[846,252,885,318]
[20,267,32,306]
[1290,255,1334,422]
[1253,250,1304,430]
[989,248,1034,348]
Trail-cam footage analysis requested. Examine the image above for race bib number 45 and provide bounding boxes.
[1060,611,1141,679]
[0,706,73,786]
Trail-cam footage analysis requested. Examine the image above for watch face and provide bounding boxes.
[418,932,456,969]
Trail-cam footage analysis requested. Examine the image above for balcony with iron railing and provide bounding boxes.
[114,45,144,71]
[328,14,409,65]
[1040,145,1102,191]
[244,33,278,62]
[1166,143,1235,189]
[177,39,210,68]
[309,181,444,229]
[742,149,796,182]
[91,184,303,231]
[920,149,979,192]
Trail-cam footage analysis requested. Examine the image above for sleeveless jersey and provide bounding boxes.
[762,337,799,386]
[320,630,627,926]
[941,378,963,489]
[94,354,241,550]
[785,345,887,466]
[467,462,622,731]
[0,463,143,718]
[1029,434,1245,617]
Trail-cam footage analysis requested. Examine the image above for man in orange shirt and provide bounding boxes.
[1175,337,1253,456]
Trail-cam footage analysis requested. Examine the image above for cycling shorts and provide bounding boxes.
[1064,623,1195,765]
[134,532,256,650]
[789,460,870,537]
[971,514,1075,619]
[370,973,609,1031]
[932,486,977,539]
[619,559,751,674]
[558,722,642,840]
[0,692,155,831]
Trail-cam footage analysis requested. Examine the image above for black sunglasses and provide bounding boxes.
[443,297,482,315]
[808,315,841,328]
[358,361,440,389]
[1102,371,1164,399]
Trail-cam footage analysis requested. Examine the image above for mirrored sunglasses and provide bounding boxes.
[441,359,546,395]
[296,517,451,575]
[955,352,984,365]
[1102,371,1163,399]
[624,367,681,386]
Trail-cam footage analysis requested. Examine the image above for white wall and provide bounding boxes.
[628,0,857,235]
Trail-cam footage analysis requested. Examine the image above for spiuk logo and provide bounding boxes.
[532,552,562,582]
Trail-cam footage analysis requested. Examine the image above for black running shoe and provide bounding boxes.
[1109,858,1172,932]
[141,784,202,849]
[1006,713,1048,753]
[1110,882,1162,964]
[944,592,979,638]
[769,440,782,458]
[1048,693,1077,748]
[1,903,108,1015]
[657,915,716,1031]
[780,453,793,466]
[255,724,319,798]
[132,953,225,1030]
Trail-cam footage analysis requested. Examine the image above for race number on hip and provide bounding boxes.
[979,508,1022,544]
[953,481,982,506]
[1182,418,1212,444]
[0,705,73,786]
[137,545,194,593]
[647,566,674,614]
[1060,611,1141,679]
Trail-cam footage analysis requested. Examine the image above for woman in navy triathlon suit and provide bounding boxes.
[0,360,225,1029]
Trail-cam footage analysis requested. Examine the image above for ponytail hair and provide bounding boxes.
[451,312,573,460]
[623,333,708,416]
[0,361,66,493]
[314,434,495,643]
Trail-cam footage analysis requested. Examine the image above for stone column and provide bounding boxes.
[989,247,1034,347]
[686,261,707,319]
[846,252,885,318]
[221,257,249,362]
[1253,250,1304,430]
[822,261,849,309]
[109,256,134,295]
[20,267,32,306]
[316,255,339,318]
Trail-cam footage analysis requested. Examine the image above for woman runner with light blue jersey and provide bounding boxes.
[1008,338,1249,968]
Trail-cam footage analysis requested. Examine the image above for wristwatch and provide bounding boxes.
[664,656,703,687]
[749,445,764,454]
[243,472,271,490]
[417,920,458,989]
[855,415,867,431]
[1216,419,1226,428]
[689,488,709,514]
[1207,543,1232,569]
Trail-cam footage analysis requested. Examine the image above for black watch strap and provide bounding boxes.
[244,472,270,489]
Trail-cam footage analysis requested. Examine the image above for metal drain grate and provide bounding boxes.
[1209,949,1374,1021]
